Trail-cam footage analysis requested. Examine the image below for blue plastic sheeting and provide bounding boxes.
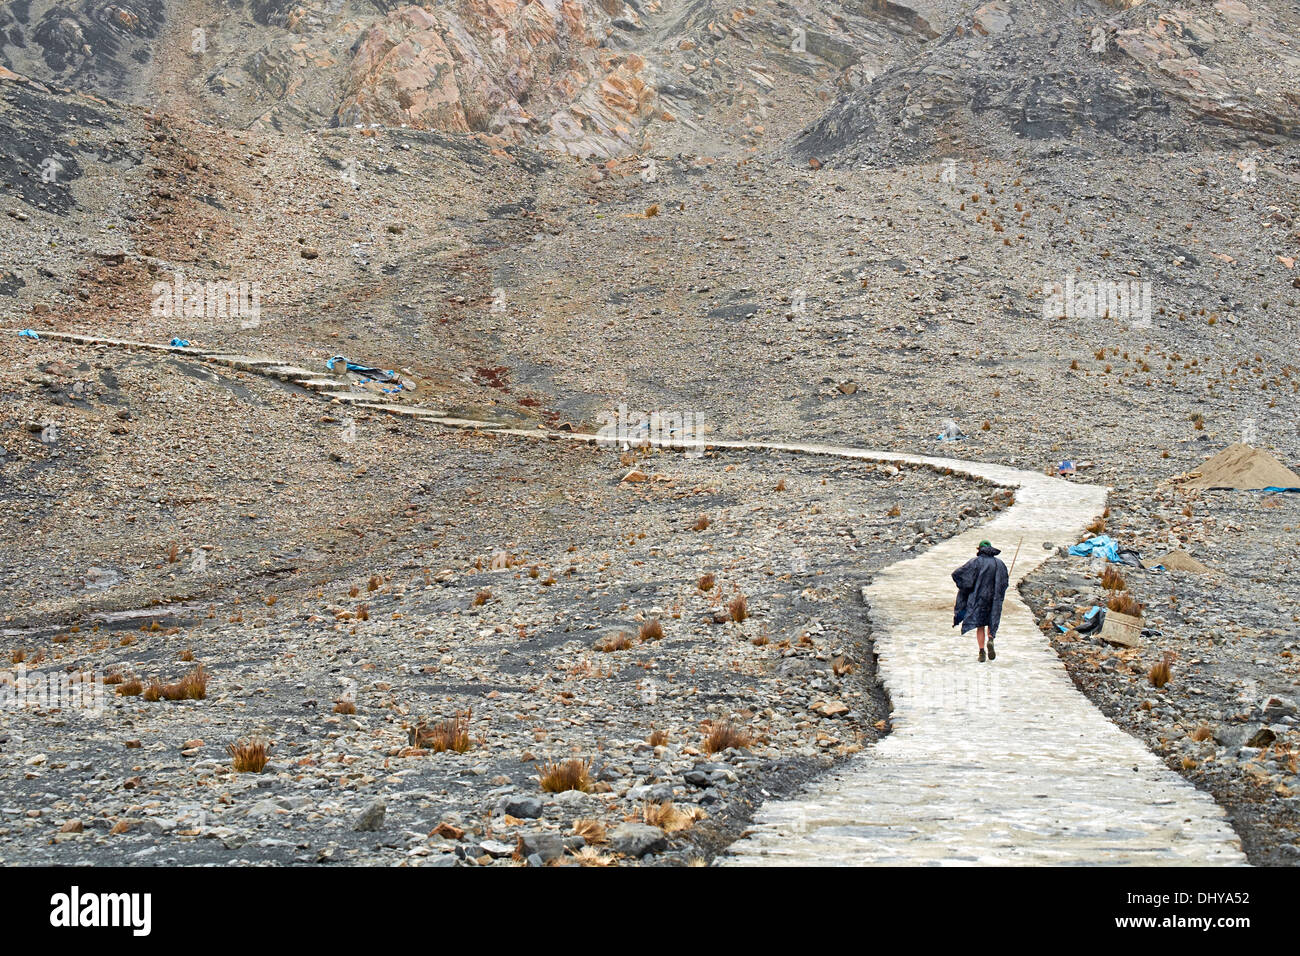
[169,338,191,347]
[17,329,39,340]
[1068,534,1121,562]
[1059,609,1101,633]
[326,355,403,392]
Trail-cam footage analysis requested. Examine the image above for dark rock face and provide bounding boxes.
[0,81,103,213]
[1,1,165,97]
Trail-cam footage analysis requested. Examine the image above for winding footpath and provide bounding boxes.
[14,331,1248,865]
[719,453,1245,866]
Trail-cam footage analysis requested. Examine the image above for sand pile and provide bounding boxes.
[1180,443,1300,490]
[1147,550,1215,574]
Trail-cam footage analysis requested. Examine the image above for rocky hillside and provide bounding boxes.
[1,0,1298,869]
[796,0,1300,165]
[2,0,917,157]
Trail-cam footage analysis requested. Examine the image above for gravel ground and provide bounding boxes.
[1,357,999,864]
[1022,483,1300,865]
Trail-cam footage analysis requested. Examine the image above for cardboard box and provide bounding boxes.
[1100,610,1143,648]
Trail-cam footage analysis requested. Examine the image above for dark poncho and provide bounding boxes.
[952,544,1010,638]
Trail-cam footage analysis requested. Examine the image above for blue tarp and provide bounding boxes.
[17,329,39,340]
[326,355,404,392]
[169,338,191,348]
[1068,535,1121,562]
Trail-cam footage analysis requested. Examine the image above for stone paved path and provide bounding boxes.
[720,451,1246,866]
[14,331,1247,865]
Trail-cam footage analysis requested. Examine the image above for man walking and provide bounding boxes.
[952,539,1010,662]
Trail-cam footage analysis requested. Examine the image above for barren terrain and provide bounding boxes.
[1,0,1297,865]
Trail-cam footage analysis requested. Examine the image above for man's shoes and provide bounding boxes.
[978,648,987,663]
[987,639,996,661]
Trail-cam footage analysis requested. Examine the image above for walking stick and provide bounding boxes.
[1007,536,1024,578]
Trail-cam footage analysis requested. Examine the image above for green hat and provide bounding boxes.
[978,540,992,549]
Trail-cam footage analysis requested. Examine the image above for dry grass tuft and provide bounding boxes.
[140,665,208,703]
[1148,653,1173,689]
[333,699,357,715]
[639,618,664,642]
[228,739,270,773]
[1086,516,1106,535]
[728,594,748,623]
[774,479,787,491]
[644,800,705,833]
[179,648,194,662]
[1108,592,1143,616]
[698,573,715,591]
[116,678,143,697]
[1100,566,1126,590]
[595,631,634,652]
[472,589,491,607]
[703,719,752,754]
[572,818,607,844]
[368,574,382,592]
[571,845,615,866]
[692,515,711,531]
[538,757,593,793]
[410,709,473,753]
[647,728,669,747]
[1190,724,1214,742]
[175,665,208,700]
